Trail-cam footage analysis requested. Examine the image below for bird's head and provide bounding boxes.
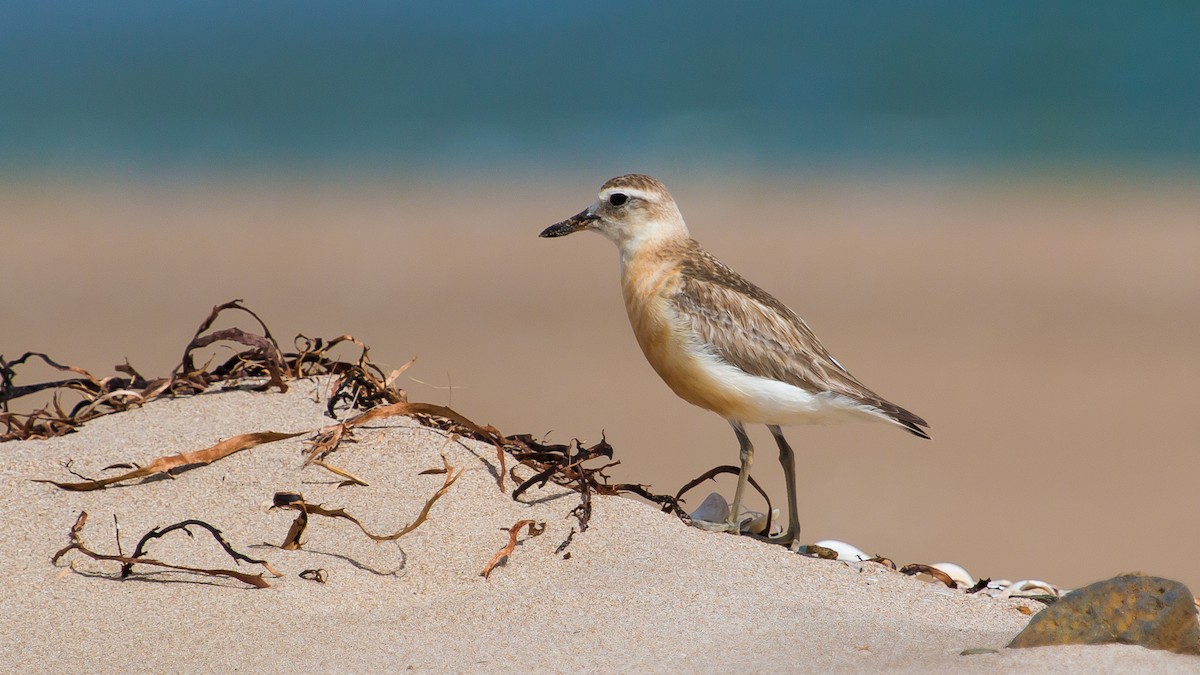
[540,174,689,252]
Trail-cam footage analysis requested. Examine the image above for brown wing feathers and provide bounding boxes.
[673,241,930,438]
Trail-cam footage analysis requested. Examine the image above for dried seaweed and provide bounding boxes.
[51,511,276,588]
[899,563,958,589]
[176,300,288,394]
[805,544,839,560]
[1022,594,1060,606]
[311,459,370,488]
[301,424,349,465]
[1,352,169,440]
[319,338,411,415]
[299,423,370,486]
[301,400,512,489]
[481,519,545,579]
[337,405,687,536]
[504,434,685,533]
[966,577,991,594]
[299,568,328,583]
[271,457,461,549]
[122,519,283,578]
[554,527,576,556]
[34,431,305,491]
[342,400,516,491]
[3,300,411,442]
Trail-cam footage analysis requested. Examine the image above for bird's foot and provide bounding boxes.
[690,518,808,554]
[740,530,802,550]
[686,492,796,543]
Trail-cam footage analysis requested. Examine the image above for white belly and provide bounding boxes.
[686,346,884,426]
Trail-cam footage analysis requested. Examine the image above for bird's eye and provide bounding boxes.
[609,193,628,207]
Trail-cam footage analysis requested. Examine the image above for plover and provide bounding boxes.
[540,174,929,550]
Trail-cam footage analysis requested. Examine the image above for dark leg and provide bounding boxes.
[726,420,753,533]
[768,425,801,551]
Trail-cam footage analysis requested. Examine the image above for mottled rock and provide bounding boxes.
[1009,573,1200,655]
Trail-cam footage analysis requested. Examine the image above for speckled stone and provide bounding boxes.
[1009,573,1200,655]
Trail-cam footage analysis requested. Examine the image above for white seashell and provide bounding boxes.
[741,508,781,536]
[1000,579,1060,598]
[931,562,975,588]
[814,539,872,562]
[689,492,730,524]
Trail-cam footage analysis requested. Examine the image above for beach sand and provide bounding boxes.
[3,378,1197,672]
[3,175,1199,599]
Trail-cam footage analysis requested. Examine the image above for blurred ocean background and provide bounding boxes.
[3,1,1198,177]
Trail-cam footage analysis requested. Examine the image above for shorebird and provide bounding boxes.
[540,174,929,551]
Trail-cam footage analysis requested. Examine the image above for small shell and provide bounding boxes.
[741,508,781,536]
[1000,579,1061,598]
[689,492,730,524]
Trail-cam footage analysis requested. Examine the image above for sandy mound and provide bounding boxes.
[2,379,1195,672]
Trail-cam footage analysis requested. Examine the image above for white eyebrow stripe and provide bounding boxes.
[599,187,658,202]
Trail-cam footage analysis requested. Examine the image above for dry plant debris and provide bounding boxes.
[270,457,462,550]
[34,431,306,491]
[2,299,411,441]
[351,401,513,491]
[299,568,328,583]
[12,300,980,588]
[52,511,278,589]
[900,564,959,589]
[506,434,685,533]
[805,544,840,560]
[481,519,546,579]
[966,577,992,594]
[301,423,370,487]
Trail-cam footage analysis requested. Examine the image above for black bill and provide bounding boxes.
[539,209,598,238]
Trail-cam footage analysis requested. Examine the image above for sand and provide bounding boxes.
[2,378,1197,672]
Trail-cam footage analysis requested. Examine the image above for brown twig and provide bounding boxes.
[481,520,545,579]
[35,431,305,491]
[272,457,462,549]
[52,511,275,589]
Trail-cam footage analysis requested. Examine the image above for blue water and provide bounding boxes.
[2,1,1198,175]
